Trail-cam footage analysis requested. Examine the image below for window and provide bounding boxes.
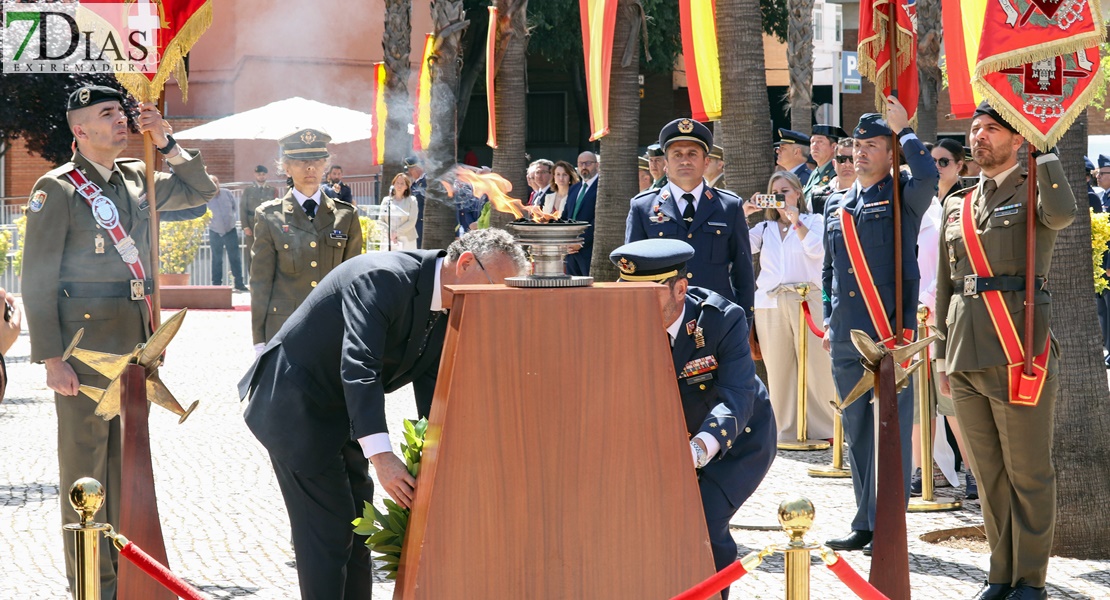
[526,92,567,144]
[813,7,824,42]
[835,6,843,43]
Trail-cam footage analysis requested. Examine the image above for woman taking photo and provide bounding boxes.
[381,172,420,250]
[542,160,579,218]
[744,171,836,442]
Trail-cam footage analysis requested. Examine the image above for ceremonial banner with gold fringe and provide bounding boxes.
[413,33,435,152]
[370,63,387,165]
[679,0,722,122]
[969,0,1105,150]
[940,0,986,118]
[486,7,499,149]
[108,0,212,102]
[579,0,619,141]
[857,0,918,122]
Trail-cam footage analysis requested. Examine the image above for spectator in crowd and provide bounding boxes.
[706,145,726,189]
[565,151,600,276]
[457,167,487,235]
[1085,156,1103,212]
[638,156,653,192]
[0,288,22,402]
[381,173,420,250]
[525,166,539,204]
[912,138,975,498]
[805,125,847,215]
[541,160,578,218]
[529,159,554,206]
[208,176,247,291]
[322,165,353,205]
[743,171,835,442]
[775,129,812,184]
[403,156,426,247]
[829,138,857,193]
[647,144,667,189]
[240,165,278,281]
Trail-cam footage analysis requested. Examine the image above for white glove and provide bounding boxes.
[254,343,265,357]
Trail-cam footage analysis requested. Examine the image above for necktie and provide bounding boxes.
[303,198,317,220]
[573,184,588,220]
[682,193,696,223]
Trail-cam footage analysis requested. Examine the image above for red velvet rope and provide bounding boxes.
[826,553,890,600]
[119,542,209,600]
[670,560,748,600]
[800,300,826,339]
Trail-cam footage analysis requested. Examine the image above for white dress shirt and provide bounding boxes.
[748,212,825,309]
[291,186,323,212]
[669,181,706,215]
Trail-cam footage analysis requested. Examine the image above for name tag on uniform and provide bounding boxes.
[686,372,714,385]
[330,230,348,240]
[137,194,149,212]
[707,221,727,227]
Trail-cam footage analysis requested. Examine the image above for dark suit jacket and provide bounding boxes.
[564,178,598,276]
[323,181,353,204]
[239,250,447,473]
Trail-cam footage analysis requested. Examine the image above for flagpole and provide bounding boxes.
[147,93,163,331]
[1023,151,1036,375]
[888,1,902,340]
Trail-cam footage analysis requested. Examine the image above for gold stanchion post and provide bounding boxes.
[777,497,819,600]
[908,306,961,512]
[63,478,110,600]
[807,408,851,477]
[778,284,830,451]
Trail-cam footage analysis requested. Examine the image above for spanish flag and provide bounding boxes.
[679,0,722,122]
[940,0,984,119]
[413,34,435,152]
[857,0,918,122]
[369,63,387,165]
[486,7,499,149]
[579,0,619,141]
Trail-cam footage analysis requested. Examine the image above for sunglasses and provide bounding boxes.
[934,157,952,168]
[834,155,853,164]
[472,253,495,284]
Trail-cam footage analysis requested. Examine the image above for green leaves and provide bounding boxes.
[351,417,430,576]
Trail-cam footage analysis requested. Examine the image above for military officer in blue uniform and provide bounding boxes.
[776,128,813,184]
[611,239,775,598]
[625,118,756,322]
[820,97,939,553]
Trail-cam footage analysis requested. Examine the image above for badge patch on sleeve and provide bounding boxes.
[29,190,47,212]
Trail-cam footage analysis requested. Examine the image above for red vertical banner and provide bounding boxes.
[486,7,499,149]
[679,0,722,122]
[413,33,435,152]
[857,0,918,122]
[940,0,985,119]
[579,0,619,141]
[370,62,387,165]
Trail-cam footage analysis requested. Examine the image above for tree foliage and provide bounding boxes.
[0,73,133,166]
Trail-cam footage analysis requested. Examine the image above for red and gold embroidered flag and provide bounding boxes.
[940,0,986,118]
[579,0,619,141]
[970,0,1105,149]
[679,0,722,122]
[857,0,918,122]
[369,63,387,165]
[486,7,499,149]
[413,33,435,152]
[91,0,213,102]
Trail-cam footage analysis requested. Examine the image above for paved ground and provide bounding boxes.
[1,297,1107,599]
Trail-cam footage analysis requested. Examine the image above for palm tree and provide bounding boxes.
[1050,113,1110,558]
[914,0,942,143]
[717,0,775,200]
[588,0,642,282]
[382,0,412,182]
[488,0,529,230]
[786,0,813,134]
[423,0,470,250]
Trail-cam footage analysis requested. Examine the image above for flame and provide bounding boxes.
[454,168,524,219]
[441,180,455,198]
[531,209,561,223]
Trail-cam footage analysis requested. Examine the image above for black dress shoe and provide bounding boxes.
[1004,584,1047,600]
[825,530,873,551]
[862,542,872,556]
[972,582,1012,600]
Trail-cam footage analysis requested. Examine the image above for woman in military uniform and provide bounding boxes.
[249,129,363,351]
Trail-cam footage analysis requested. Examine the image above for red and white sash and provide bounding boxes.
[839,207,914,350]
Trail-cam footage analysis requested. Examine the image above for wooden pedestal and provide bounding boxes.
[396,283,718,599]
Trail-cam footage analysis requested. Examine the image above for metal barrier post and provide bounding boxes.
[777,497,819,600]
[63,478,110,600]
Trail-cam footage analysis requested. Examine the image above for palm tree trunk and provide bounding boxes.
[914,0,941,143]
[457,5,491,131]
[786,0,814,134]
[588,0,641,282]
[718,0,774,199]
[382,0,412,184]
[489,0,529,230]
[424,0,469,250]
[1050,112,1110,558]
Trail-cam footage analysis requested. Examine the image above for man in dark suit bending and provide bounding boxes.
[239,229,527,600]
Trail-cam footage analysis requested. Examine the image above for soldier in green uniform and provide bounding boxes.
[706,144,726,190]
[935,101,1076,600]
[803,125,846,215]
[647,143,668,190]
[250,129,363,352]
[239,165,277,280]
[22,85,218,599]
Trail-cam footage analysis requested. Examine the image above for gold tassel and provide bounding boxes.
[110,1,213,102]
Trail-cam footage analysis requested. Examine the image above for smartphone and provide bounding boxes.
[3,300,12,323]
[751,193,786,209]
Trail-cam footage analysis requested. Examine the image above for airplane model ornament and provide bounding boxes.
[834,328,941,413]
[61,308,198,423]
